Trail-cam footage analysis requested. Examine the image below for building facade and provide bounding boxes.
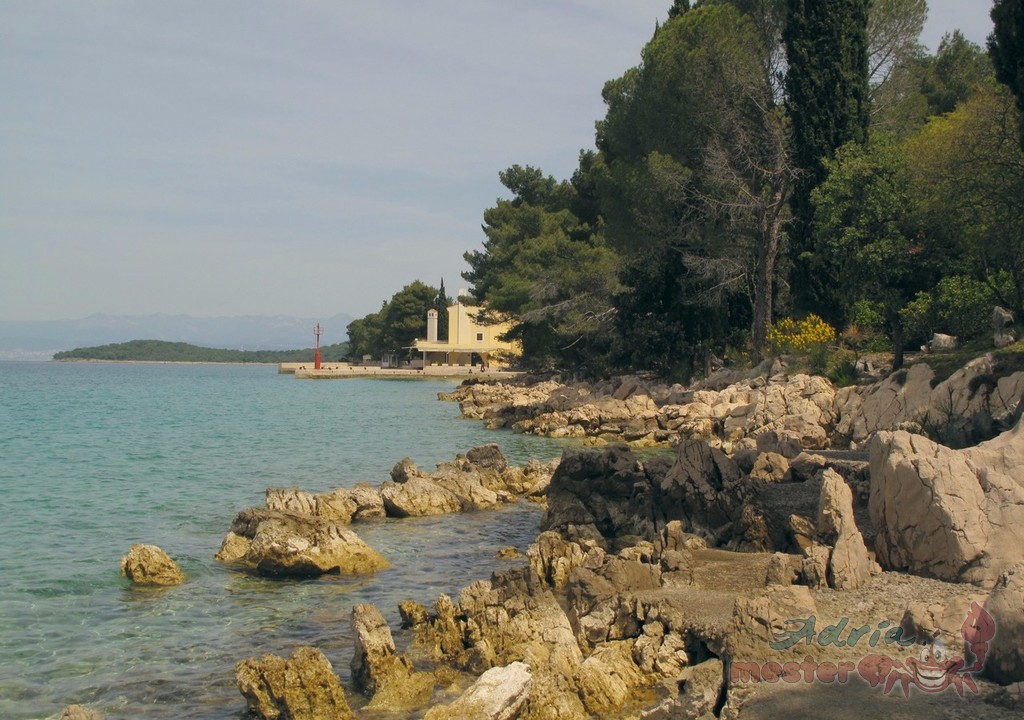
[411,300,519,369]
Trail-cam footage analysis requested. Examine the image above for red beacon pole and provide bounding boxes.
[313,323,323,369]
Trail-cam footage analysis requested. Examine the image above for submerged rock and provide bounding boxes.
[59,705,103,720]
[235,646,351,720]
[120,544,185,586]
[215,508,389,578]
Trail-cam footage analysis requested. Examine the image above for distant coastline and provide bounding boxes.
[52,339,348,364]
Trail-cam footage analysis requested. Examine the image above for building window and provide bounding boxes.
[476,332,484,342]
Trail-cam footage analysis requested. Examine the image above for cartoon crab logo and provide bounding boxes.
[857,602,996,697]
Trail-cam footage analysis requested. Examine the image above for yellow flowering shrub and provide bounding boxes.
[767,314,837,354]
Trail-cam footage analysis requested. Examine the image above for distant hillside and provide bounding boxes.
[53,339,350,364]
[0,312,353,359]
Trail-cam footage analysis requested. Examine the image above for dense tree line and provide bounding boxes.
[345,281,450,360]
[458,0,1024,377]
[53,340,350,363]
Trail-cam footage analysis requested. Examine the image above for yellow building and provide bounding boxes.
[412,300,520,369]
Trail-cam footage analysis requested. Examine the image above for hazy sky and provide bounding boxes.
[0,1,996,323]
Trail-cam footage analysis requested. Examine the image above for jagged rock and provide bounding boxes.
[215,508,389,578]
[641,658,724,720]
[528,531,589,590]
[452,568,588,720]
[764,552,798,586]
[465,443,508,472]
[632,622,689,678]
[566,555,661,648]
[59,706,103,720]
[575,640,651,717]
[786,452,828,483]
[350,604,433,711]
[424,662,532,720]
[399,600,430,628]
[801,543,831,589]
[869,422,1024,587]
[120,544,185,586]
[265,487,356,523]
[658,439,744,544]
[347,482,387,520]
[542,445,662,543]
[379,476,464,517]
[235,646,352,720]
[836,356,1024,447]
[817,469,873,590]
[985,562,1024,684]
[755,431,803,459]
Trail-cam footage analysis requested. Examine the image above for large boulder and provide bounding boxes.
[424,661,532,720]
[378,476,464,517]
[215,508,389,578]
[350,603,434,711]
[235,646,352,720]
[120,544,185,586]
[657,439,745,544]
[816,469,874,590]
[994,306,1016,348]
[869,421,1024,586]
[984,562,1024,684]
[542,445,662,543]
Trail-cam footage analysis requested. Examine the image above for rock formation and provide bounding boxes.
[120,544,185,586]
[215,508,389,578]
[235,646,351,720]
[423,662,532,720]
[985,562,1024,684]
[815,469,875,590]
[869,419,1024,587]
[350,603,434,711]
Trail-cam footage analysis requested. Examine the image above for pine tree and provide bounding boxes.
[989,0,1024,149]
[784,0,871,317]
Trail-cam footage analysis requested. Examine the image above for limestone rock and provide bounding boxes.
[216,508,389,578]
[398,599,430,628]
[528,531,588,590]
[347,482,387,520]
[869,424,1024,587]
[59,706,103,720]
[984,562,1024,684]
[424,661,532,720]
[542,445,662,543]
[379,476,464,517]
[641,658,724,720]
[748,452,790,485]
[120,544,185,586]
[350,603,434,711]
[817,469,873,590]
[658,439,744,544]
[235,646,352,720]
[265,486,356,523]
[575,641,650,717]
[724,585,818,665]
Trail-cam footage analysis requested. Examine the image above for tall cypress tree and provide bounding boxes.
[989,0,1024,150]
[783,0,871,317]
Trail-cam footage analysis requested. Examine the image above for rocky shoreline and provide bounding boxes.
[93,353,1024,719]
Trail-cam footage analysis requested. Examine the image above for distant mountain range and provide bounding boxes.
[0,313,353,360]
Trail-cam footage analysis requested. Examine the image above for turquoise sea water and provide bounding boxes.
[0,362,570,719]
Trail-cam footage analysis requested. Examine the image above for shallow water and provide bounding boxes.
[0,362,571,719]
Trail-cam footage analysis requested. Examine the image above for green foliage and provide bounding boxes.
[825,348,859,387]
[462,164,620,371]
[52,340,349,363]
[989,0,1024,149]
[933,276,995,340]
[345,281,442,359]
[784,0,871,312]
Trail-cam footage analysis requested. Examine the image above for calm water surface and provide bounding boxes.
[0,362,571,719]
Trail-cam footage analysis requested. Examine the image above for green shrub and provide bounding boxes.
[933,276,995,341]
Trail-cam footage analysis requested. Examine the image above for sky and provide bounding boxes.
[0,1,997,323]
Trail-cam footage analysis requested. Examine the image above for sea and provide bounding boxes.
[0,361,574,719]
